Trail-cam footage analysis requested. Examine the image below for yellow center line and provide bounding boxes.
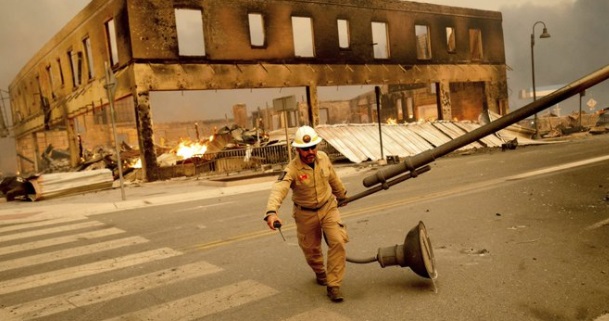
[183,179,501,252]
[185,155,608,252]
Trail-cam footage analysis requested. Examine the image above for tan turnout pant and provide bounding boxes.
[293,198,348,287]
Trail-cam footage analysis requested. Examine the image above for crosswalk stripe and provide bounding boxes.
[0,227,125,256]
[284,308,352,321]
[1,262,223,321]
[0,236,150,272]
[0,248,182,295]
[103,279,278,321]
[0,220,104,243]
[0,216,85,234]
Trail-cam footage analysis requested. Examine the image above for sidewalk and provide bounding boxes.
[2,131,595,224]
[0,166,364,223]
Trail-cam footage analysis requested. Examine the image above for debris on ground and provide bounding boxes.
[501,137,518,151]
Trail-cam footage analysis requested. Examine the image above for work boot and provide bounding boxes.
[315,272,327,286]
[326,286,344,302]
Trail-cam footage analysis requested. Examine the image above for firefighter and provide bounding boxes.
[264,125,349,302]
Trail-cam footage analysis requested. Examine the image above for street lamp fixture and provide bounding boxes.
[531,21,551,139]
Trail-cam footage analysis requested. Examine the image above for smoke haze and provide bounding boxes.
[1,0,607,174]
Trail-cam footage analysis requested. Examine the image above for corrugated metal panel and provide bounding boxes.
[413,123,453,147]
[398,125,435,153]
[432,122,484,149]
[355,124,385,160]
[453,122,504,147]
[496,129,546,145]
[24,169,114,201]
[315,121,544,163]
[382,125,430,156]
[317,126,368,163]
[348,125,381,160]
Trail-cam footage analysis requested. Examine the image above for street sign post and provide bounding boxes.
[104,62,126,201]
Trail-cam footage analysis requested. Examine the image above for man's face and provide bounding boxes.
[297,145,317,165]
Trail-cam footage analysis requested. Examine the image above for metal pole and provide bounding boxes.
[283,102,292,162]
[104,62,126,201]
[375,86,384,162]
[579,91,584,129]
[531,31,539,138]
[531,21,551,139]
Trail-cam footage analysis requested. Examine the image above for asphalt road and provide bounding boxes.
[1,134,608,321]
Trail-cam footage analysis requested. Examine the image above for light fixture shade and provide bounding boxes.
[540,27,551,38]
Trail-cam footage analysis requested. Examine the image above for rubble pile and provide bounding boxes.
[1,125,279,202]
[537,110,602,138]
[590,107,609,134]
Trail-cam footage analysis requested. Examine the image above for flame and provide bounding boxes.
[132,159,142,168]
[386,117,397,125]
[130,135,216,169]
[175,139,208,159]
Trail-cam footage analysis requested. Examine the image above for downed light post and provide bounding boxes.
[337,165,437,281]
[363,64,609,189]
[335,64,609,284]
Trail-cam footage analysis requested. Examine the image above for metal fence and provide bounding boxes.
[139,142,343,180]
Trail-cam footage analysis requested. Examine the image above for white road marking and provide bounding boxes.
[172,202,232,213]
[0,216,85,233]
[506,155,609,180]
[0,248,182,295]
[593,314,609,321]
[285,308,352,321]
[0,236,149,272]
[586,217,609,230]
[1,262,223,321]
[0,220,104,243]
[103,280,278,321]
[0,227,125,256]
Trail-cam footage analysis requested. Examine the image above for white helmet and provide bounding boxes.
[292,125,322,148]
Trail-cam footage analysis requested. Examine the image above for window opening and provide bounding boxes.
[105,19,119,65]
[57,58,65,86]
[396,99,403,121]
[292,16,315,57]
[114,96,136,123]
[74,115,87,134]
[371,22,389,59]
[415,24,432,60]
[446,27,456,53]
[337,19,350,49]
[83,37,95,79]
[68,49,82,88]
[248,13,265,47]
[469,28,483,60]
[93,106,108,125]
[320,108,329,124]
[406,97,414,119]
[175,8,206,56]
[45,65,55,98]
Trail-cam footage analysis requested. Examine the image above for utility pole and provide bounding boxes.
[375,86,385,164]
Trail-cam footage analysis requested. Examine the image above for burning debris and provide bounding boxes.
[1,124,281,202]
[116,124,276,180]
[40,124,274,179]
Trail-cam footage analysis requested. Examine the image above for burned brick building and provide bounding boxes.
[8,0,508,181]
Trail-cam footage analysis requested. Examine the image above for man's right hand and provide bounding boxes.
[265,214,282,230]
